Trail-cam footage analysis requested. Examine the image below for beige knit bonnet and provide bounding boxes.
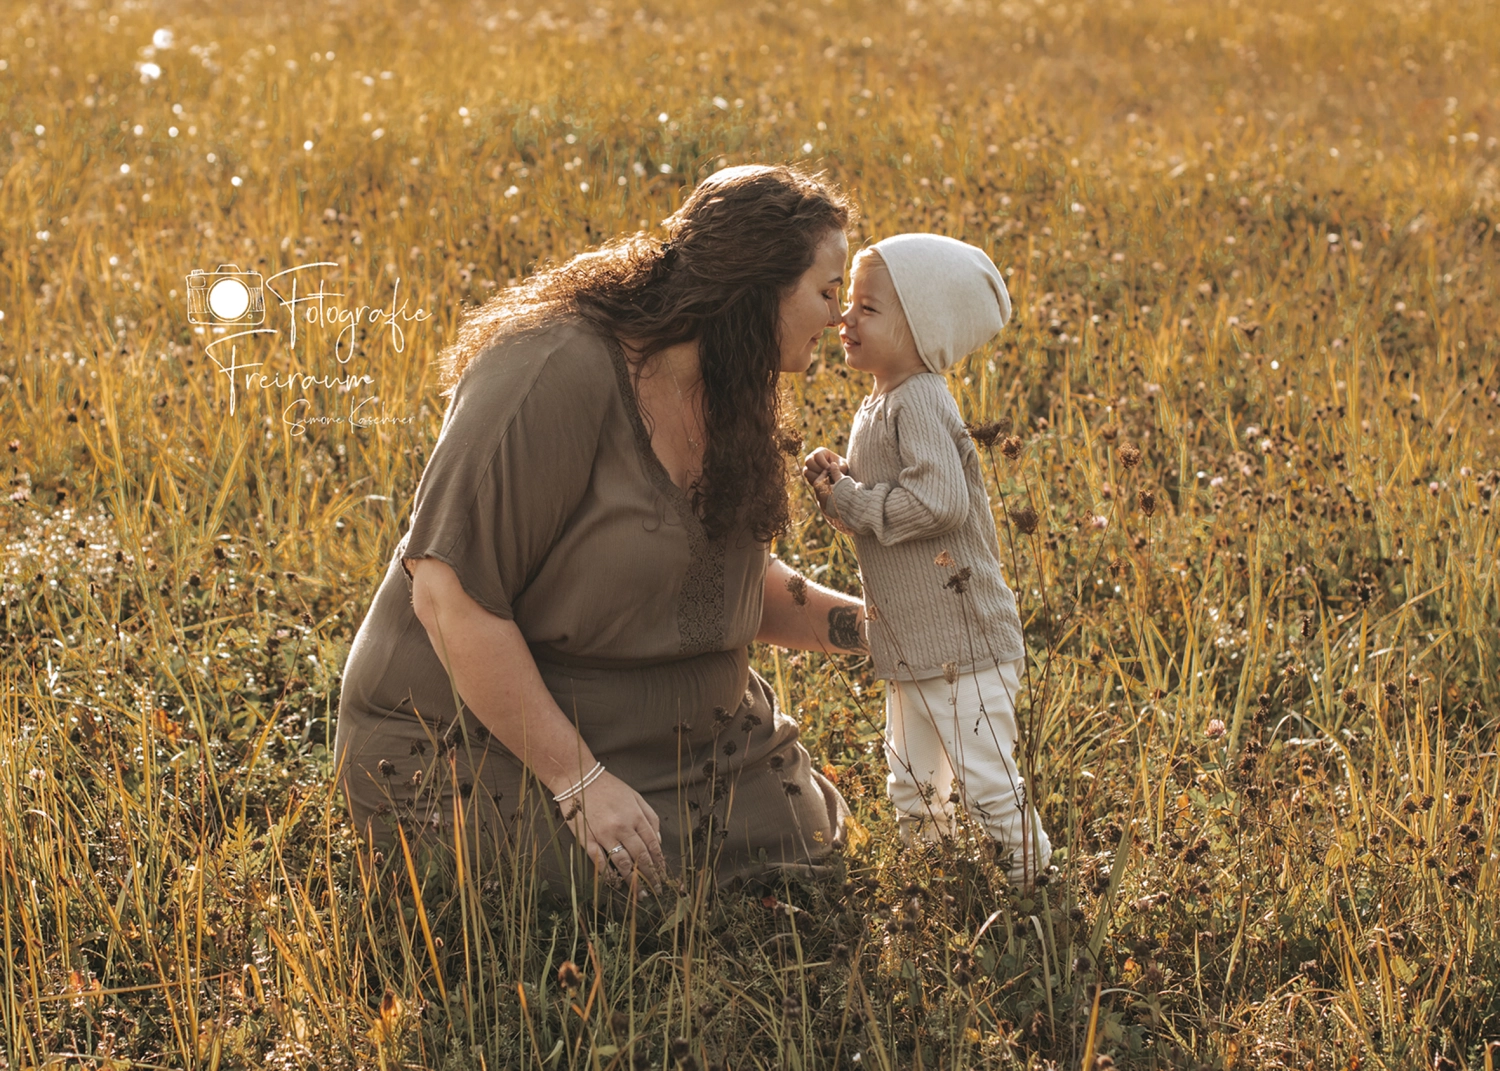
[867,233,1012,374]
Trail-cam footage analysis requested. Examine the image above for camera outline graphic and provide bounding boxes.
[185,264,266,326]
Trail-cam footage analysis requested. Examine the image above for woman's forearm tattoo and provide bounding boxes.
[828,606,864,652]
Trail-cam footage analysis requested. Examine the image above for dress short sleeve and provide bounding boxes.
[398,320,613,620]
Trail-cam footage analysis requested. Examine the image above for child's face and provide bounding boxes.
[839,257,924,380]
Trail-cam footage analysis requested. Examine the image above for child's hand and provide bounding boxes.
[802,448,849,486]
[810,468,857,536]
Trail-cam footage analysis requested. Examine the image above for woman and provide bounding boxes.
[334,164,869,895]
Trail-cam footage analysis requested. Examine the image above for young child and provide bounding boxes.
[803,233,1052,886]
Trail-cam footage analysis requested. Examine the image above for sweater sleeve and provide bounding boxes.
[397,326,609,620]
[825,381,969,546]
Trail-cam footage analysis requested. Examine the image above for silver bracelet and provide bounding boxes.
[553,761,605,804]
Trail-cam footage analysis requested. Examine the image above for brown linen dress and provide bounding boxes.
[333,315,849,891]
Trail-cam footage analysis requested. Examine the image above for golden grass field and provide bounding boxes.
[2,0,1498,1066]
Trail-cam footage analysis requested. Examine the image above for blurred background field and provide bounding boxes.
[2,0,1498,1067]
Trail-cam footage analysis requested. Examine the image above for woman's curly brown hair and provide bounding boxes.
[437,163,855,543]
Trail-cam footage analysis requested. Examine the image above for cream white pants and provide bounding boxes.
[885,658,1052,884]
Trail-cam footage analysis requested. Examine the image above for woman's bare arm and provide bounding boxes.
[406,557,667,891]
[756,555,868,655]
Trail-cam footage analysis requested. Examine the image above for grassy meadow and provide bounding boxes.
[2,0,1499,1066]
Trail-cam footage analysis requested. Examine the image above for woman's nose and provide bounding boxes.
[825,298,841,325]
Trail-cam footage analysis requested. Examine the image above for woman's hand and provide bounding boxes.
[408,558,669,893]
[560,770,668,895]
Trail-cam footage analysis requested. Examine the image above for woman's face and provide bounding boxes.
[777,229,850,374]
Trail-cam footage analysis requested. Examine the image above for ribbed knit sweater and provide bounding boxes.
[824,373,1026,682]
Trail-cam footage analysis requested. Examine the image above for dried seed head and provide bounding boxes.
[1119,444,1142,469]
[776,430,804,457]
[966,420,1005,447]
[785,573,808,607]
[1446,866,1475,888]
[942,661,959,685]
[1009,505,1040,534]
[377,759,396,778]
[943,567,972,594]
[1000,435,1024,460]
[934,550,956,568]
[1137,489,1157,516]
[557,960,582,991]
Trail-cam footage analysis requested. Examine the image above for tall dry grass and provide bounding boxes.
[1,0,1497,1067]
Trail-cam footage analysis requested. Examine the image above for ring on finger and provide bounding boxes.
[608,844,627,855]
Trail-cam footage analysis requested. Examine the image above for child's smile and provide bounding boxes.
[839,254,925,393]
